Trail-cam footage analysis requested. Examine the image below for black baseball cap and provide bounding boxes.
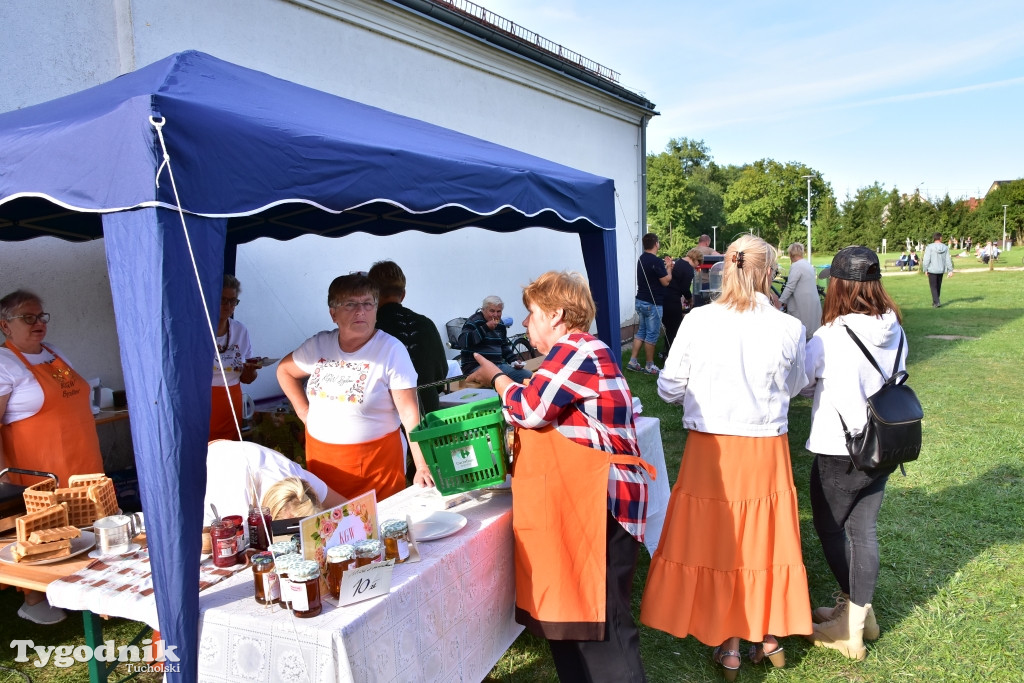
[830,246,882,282]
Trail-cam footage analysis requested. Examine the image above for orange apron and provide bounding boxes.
[1,342,103,486]
[209,383,243,442]
[305,428,405,501]
[511,425,655,640]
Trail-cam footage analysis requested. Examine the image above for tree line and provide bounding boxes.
[646,138,1023,257]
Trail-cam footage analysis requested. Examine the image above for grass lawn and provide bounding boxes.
[489,265,1024,682]
[1,263,1019,682]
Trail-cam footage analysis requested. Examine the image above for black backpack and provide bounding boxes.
[837,326,923,475]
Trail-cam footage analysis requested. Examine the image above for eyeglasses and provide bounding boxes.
[333,301,377,312]
[7,313,50,325]
[221,298,240,307]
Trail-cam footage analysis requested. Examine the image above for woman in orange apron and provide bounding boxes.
[210,275,259,441]
[1,289,105,624]
[468,271,653,682]
[276,273,435,502]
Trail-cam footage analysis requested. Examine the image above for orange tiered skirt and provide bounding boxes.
[640,431,811,645]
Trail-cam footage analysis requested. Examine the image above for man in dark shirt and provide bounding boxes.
[457,295,531,382]
[626,232,672,374]
[367,260,449,415]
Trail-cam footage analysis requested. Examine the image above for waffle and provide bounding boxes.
[28,526,80,544]
[68,473,108,488]
[14,544,71,562]
[21,476,120,526]
[88,478,119,518]
[15,539,72,557]
[22,478,58,514]
[16,503,69,543]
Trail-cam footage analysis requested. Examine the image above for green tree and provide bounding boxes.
[724,160,830,248]
[842,183,889,249]
[976,180,1024,244]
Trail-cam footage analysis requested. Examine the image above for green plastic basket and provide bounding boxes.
[409,396,509,495]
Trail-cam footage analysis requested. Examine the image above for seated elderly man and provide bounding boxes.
[458,295,531,383]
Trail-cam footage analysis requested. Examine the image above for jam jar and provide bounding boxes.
[273,552,302,608]
[223,515,245,563]
[380,519,411,564]
[287,560,323,618]
[326,545,355,600]
[352,539,384,568]
[247,505,272,551]
[268,540,297,557]
[210,520,239,568]
[251,551,280,605]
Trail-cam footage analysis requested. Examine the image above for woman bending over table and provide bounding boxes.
[640,235,811,681]
[468,270,654,683]
[276,273,433,502]
[1,289,105,625]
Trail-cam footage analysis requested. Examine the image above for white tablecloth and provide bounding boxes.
[635,416,671,557]
[195,488,520,682]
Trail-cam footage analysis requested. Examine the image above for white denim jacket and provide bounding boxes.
[657,293,808,437]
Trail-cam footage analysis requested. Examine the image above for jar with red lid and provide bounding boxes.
[210,520,239,568]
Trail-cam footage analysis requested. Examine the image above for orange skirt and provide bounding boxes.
[305,429,406,502]
[640,431,811,645]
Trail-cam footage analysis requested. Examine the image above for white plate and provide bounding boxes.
[409,511,467,541]
[88,542,142,560]
[0,530,96,565]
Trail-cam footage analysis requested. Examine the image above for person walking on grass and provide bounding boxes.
[800,246,906,660]
[626,232,672,375]
[922,231,953,308]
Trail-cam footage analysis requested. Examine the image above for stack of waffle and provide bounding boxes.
[13,503,80,562]
[22,473,119,527]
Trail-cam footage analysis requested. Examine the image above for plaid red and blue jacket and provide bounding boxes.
[500,332,649,542]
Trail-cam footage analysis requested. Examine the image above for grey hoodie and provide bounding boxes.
[923,241,953,274]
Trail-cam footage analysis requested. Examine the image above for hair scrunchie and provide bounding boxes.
[732,251,745,269]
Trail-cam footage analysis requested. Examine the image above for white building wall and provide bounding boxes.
[0,0,650,400]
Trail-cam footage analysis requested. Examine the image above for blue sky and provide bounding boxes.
[479,0,1024,202]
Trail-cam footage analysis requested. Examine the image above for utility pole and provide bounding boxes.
[801,175,814,264]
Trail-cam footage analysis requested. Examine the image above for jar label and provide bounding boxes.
[260,572,281,601]
[215,537,237,558]
[288,581,309,612]
[397,539,409,561]
[451,445,479,472]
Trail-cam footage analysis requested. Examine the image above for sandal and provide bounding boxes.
[748,635,785,668]
[713,645,741,682]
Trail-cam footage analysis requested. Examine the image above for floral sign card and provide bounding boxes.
[299,489,378,596]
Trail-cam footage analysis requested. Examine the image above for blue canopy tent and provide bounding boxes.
[0,51,619,680]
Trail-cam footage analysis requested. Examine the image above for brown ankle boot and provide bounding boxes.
[808,601,869,660]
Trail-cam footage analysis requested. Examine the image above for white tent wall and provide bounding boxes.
[0,0,652,401]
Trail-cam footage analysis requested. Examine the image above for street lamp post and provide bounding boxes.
[711,225,718,253]
[801,175,814,264]
[1003,204,1009,253]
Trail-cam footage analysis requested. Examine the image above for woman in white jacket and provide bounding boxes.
[641,235,811,681]
[801,246,906,660]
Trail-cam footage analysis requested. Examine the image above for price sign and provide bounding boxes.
[337,560,395,606]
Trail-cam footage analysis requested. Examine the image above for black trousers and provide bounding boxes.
[809,455,892,606]
[548,513,647,683]
[928,272,944,306]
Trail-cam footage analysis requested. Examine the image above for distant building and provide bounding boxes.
[986,180,1020,195]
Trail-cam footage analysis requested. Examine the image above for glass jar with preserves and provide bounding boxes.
[326,544,355,600]
[287,559,322,618]
[380,519,411,564]
[248,506,272,551]
[352,539,384,568]
[273,552,302,608]
[268,540,297,557]
[251,551,280,605]
[223,515,245,563]
[210,520,239,568]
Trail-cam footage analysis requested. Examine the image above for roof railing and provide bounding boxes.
[433,0,621,84]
